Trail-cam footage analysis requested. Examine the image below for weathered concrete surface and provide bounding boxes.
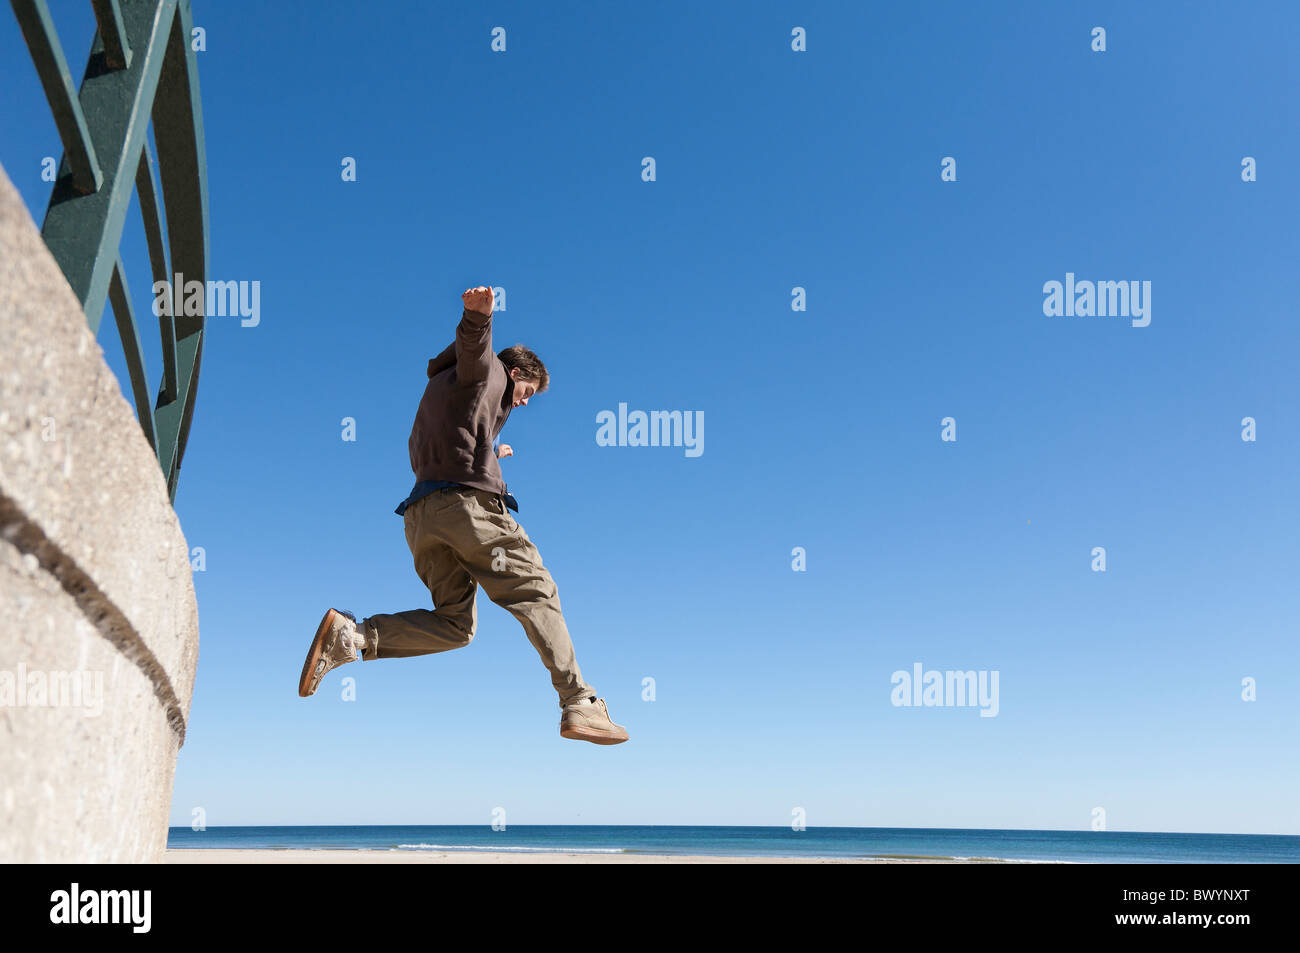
[0,162,198,862]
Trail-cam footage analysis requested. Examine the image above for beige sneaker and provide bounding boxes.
[560,697,629,745]
[298,608,366,697]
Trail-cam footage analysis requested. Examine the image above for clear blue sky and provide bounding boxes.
[3,1,1297,834]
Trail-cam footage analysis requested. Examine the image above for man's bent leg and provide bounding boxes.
[363,494,479,659]
[450,489,596,708]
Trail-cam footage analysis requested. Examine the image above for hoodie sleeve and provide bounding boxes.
[455,307,493,384]
[425,340,456,379]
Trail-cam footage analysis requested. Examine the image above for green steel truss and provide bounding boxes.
[11,0,209,502]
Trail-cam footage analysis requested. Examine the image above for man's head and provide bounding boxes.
[498,344,549,408]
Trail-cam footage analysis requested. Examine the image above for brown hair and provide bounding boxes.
[498,344,549,393]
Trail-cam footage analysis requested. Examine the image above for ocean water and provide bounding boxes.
[166,826,1300,863]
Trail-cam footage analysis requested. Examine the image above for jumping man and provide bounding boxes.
[297,285,629,745]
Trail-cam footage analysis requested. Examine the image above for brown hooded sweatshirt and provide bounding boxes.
[405,307,514,498]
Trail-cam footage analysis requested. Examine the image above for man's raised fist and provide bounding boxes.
[462,286,494,316]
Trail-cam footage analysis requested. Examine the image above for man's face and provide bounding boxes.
[510,373,539,408]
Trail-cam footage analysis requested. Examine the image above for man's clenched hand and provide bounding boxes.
[497,444,513,459]
[462,285,494,316]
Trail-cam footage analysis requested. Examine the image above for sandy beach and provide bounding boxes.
[166,849,992,864]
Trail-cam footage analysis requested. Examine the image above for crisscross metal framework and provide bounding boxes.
[11,0,209,502]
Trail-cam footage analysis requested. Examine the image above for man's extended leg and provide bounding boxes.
[463,491,596,709]
[360,493,479,659]
[348,486,625,742]
[402,487,596,709]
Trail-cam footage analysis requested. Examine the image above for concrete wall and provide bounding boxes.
[0,163,198,862]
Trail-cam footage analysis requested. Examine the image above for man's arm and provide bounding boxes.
[426,339,457,379]
[456,285,495,384]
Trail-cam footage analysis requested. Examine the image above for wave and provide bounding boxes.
[947,855,1076,864]
[866,853,1076,864]
[394,843,625,854]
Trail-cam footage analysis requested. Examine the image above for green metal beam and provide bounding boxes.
[14,0,208,502]
[133,140,177,402]
[10,0,104,195]
[108,258,158,455]
[153,333,199,492]
[90,0,133,69]
[151,0,208,496]
[38,0,178,332]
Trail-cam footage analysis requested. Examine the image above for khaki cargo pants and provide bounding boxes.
[360,486,596,709]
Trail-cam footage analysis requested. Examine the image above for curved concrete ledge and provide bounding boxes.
[0,163,199,862]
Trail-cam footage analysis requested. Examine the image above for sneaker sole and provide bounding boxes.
[298,609,339,698]
[560,725,629,745]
